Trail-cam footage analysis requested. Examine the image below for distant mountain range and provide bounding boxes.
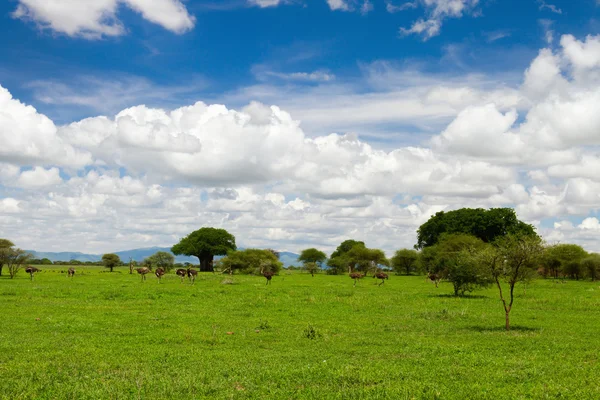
[26,247,301,267]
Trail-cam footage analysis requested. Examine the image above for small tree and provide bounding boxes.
[218,249,282,275]
[298,248,327,276]
[172,227,236,272]
[582,254,600,281]
[435,234,488,296]
[391,249,419,275]
[145,251,175,272]
[5,248,32,279]
[475,234,544,331]
[102,253,121,272]
[0,238,15,276]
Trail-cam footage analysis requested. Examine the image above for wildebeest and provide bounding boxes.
[373,272,388,286]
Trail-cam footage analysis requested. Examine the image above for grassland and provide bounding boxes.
[1,266,599,399]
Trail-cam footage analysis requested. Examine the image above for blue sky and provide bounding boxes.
[1,0,600,254]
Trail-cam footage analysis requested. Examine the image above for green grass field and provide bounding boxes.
[1,266,599,399]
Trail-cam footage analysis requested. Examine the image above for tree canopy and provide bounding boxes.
[390,249,419,275]
[144,251,175,272]
[416,208,536,249]
[298,248,327,266]
[102,253,121,272]
[328,241,388,275]
[218,249,282,275]
[172,227,236,272]
[0,238,16,276]
[543,244,588,279]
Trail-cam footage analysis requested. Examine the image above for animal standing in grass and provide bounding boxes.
[373,272,388,286]
[155,267,165,283]
[349,272,364,286]
[25,266,40,281]
[187,268,198,283]
[135,267,151,282]
[426,272,441,288]
[261,268,275,285]
[176,268,187,282]
[67,267,75,278]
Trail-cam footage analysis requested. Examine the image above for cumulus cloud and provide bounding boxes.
[399,0,480,40]
[15,167,62,189]
[12,0,195,39]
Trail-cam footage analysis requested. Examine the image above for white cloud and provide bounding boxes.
[12,0,195,39]
[399,0,480,40]
[248,0,284,7]
[538,1,562,14]
[15,167,63,189]
[326,0,372,12]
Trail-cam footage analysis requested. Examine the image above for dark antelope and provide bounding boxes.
[426,272,441,288]
[155,268,165,283]
[373,272,388,286]
[349,272,364,286]
[187,268,198,283]
[67,267,75,277]
[135,267,151,281]
[25,266,40,281]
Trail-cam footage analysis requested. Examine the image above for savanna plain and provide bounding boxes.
[1,267,599,399]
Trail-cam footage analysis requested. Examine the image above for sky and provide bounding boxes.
[1,0,600,255]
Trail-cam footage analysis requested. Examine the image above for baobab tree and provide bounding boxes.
[172,228,236,272]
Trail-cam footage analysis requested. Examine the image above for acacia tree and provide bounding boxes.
[218,249,282,275]
[474,234,544,331]
[172,228,236,272]
[582,254,600,281]
[327,240,365,275]
[145,251,175,272]
[102,253,121,272]
[391,249,419,275]
[543,244,587,279]
[5,248,32,279]
[298,248,327,276]
[0,238,15,276]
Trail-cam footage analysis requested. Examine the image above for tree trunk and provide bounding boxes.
[199,255,214,272]
[505,311,510,331]
[110,266,114,272]
[0,264,3,276]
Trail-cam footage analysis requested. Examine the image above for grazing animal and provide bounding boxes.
[155,267,165,283]
[25,266,40,281]
[176,268,187,283]
[135,267,151,282]
[261,268,275,285]
[426,272,441,288]
[349,272,364,286]
[187,268,198,283]
[67,267,75,278]
[373,272,388,286]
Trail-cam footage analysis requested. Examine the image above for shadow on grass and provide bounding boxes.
[468,325,541,333]
[428,294,488,299]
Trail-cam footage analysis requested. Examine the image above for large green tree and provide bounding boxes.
[582,254,600,281]
[172,228,236,272]
[327,240,365,274]
[102,253,121,273]
[390,249,419,275]
[298,248,327,277]
[218,249,282,275]
[543,244,588,279]
[0,238,15,276]
[416,208,536,249]
[144,251,175,272]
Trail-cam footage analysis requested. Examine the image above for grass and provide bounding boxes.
[1,266,599,399]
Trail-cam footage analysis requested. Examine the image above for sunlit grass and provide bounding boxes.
[1,266,599,399]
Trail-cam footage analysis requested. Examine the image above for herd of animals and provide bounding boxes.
[22,265,443,287]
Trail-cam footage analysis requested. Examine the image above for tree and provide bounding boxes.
[327,240,365,275]
[102,253,121,272]
[416,208,536,249]
[543,244,588,279]
[298,248,327,276]
[345,245,388,275]
[171,227,236,272]
[218,249,282,275]
[144,251,175,272]
[582,254,600,281]
[434,234,489,296]
[391,249,419,275]
[40,258,53,265]
[5,248,32,279]
[474,234,544,331]
[0,238,15,276]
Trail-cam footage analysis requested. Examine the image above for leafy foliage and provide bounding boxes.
[582,254,600,281]
[298,248,327,266]
[171,227,236,272]
[102,253,121,272]
[542,244,588,279]
[218,249,282,275]
[0,238,15,276]
[144,251,175,272]
[390,249,419,275]
[416,208,536,249]
[4,248,32,279]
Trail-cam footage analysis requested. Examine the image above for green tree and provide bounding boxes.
[218,249,282,275]
[5,248,32,279]
[345,245,388,275]
[543,244,588,279]
[582,254,600,281]
[171,227,236,272]
[40,258,53,265]
[327,240,365,274]
[102,253,121,272]
[474,234,544,331]
[0,238,15,276]
[416,208,536,249]
[391,249,419,275]
[298,248,327,276]
[144,251,175,272]
[435,234,488,296]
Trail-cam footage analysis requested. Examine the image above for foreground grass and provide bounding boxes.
[1,267,599,399]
